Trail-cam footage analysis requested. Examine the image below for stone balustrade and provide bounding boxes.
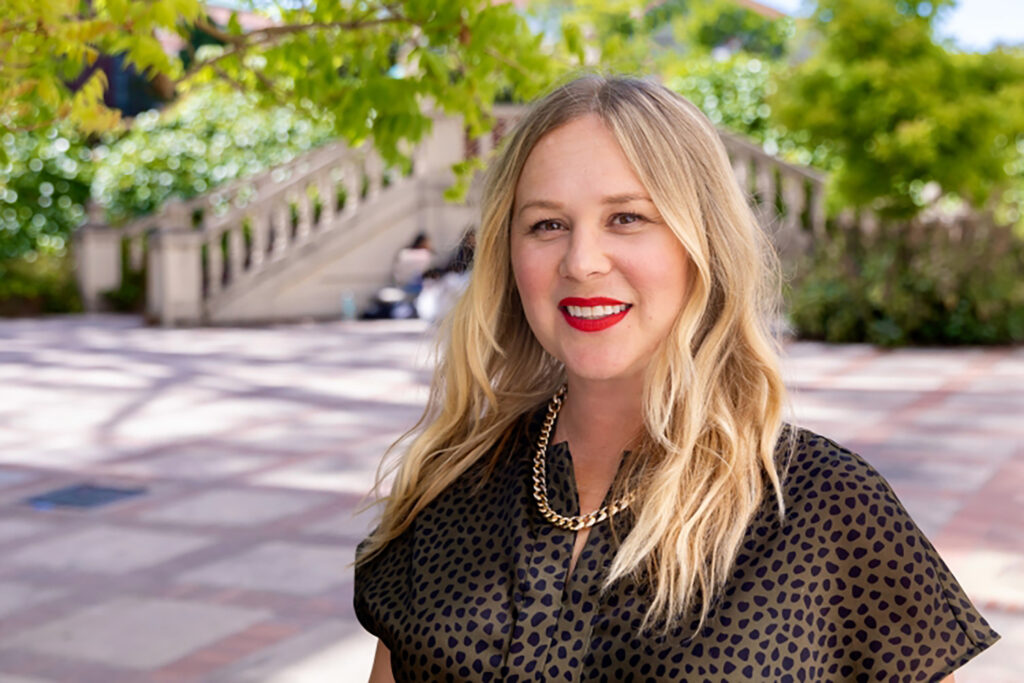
[76,107,826,326]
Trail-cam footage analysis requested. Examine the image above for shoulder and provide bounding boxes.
[777,426,903,513]
[765,426,1000,672]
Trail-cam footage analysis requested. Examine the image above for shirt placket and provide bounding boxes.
[502,441,579,682]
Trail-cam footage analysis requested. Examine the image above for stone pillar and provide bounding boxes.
[415,114,465,176]
[147,200,203,326]
[73,201,122,312]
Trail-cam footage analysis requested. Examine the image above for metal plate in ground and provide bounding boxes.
[24,483,147,509]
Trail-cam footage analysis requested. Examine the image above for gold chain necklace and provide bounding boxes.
[531,386,633,531]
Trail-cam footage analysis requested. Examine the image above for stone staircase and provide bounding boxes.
[75,107,825,326]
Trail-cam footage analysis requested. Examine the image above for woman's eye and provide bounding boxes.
[529,219,565,233]
[610,213,645,226]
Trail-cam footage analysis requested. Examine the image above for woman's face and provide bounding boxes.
[510,114,691,387]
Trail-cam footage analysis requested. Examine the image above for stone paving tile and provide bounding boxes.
[0,519,55,544]
[0,597,270,669]
[139,489,333,527]
[103,445,280,480]
[0,468,40,489]
[8,526,212,574]
[250,455,384,495]
[303,510,376,540]
[179,541,357,595]
[861,453,999,493]
[207,620,374,682]
[0,581,66,620]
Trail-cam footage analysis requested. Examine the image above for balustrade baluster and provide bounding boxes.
[228,224,245,284]
[754,159,777,225]
[809,184,826,238]
[206,229,224,296]
[731,152,751,197]
[271,200,289,260]
[365,153,383,199]
[249,212,268,270]
[859,210,879,238]
[317,171,336,226]
[345,163,361,215]
[781,174,806,239]
[296,188,314,241]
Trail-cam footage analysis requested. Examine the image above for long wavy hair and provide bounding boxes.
[357,75,789,632]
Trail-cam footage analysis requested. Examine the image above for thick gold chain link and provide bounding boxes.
[531,386,633,531]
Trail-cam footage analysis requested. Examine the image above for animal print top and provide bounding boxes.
[354,414,999,682]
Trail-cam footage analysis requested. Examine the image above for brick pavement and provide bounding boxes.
[0,315,1019,682]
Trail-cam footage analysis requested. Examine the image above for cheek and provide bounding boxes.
[635,247,690,322]
[510,248,551,310]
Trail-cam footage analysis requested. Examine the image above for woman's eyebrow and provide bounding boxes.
[515,199,562,217]
[516,194,653,217]
[603,193,654,205]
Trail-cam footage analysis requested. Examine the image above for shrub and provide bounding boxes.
[0,251,83,316]
[0,125,92,316]
[788,214,1024,346]
[0,125,92,262]
[92,86,335,223]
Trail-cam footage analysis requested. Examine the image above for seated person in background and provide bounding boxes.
[392,232,434,296]
[416,229,476,322]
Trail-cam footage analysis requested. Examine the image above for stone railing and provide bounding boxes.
[718,129,826,258]
[76,139,360,320]
[75,106,824,325]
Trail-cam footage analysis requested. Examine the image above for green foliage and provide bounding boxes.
[176,1,559,170]
[665,54,832,169]
[0,0,203,135]
[537,1,806,163]
[771,0,1024,218]
[3,1,558,177]
[92,87,334,223]
[0,125,92,261]
[538,0,793,74]
[0,251,82,316]
[788,217,1024,346]
[684,0,792,58]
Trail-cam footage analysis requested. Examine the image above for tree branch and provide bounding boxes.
[180,10,416,87]
[177,44,246,84]
[484,47,532,80]
[248,15,411,41]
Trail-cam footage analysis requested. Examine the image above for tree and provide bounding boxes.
[537,0,792,74]
[1,0,558,167]
[770,0,1024,219]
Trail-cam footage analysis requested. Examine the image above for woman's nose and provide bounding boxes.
[559,225,611,280]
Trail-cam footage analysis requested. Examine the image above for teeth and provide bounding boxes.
[565,304,629,319]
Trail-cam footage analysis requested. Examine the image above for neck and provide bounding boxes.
[555,375,645,458]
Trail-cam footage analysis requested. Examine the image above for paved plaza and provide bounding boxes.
[0,315,1020,682]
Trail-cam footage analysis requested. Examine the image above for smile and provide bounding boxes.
[558,297,632,332]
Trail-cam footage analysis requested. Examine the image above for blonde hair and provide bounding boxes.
[357,75,788,633]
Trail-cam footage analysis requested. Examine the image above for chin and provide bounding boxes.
[562,357,643,384]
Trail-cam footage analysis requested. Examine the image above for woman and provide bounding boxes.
[355,76,998,682]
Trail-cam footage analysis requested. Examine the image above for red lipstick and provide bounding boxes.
[558,297,631,332]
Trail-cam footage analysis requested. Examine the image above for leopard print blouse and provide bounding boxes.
[354,416,999,682]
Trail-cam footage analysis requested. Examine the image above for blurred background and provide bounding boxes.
[0,0,1021,681]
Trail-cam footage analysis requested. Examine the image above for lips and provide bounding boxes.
[558,297,632,332]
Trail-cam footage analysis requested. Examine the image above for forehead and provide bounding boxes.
[513,114,648,207]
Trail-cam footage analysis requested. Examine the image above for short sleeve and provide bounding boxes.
[352,531,411,651]
[782,429,1000,682]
